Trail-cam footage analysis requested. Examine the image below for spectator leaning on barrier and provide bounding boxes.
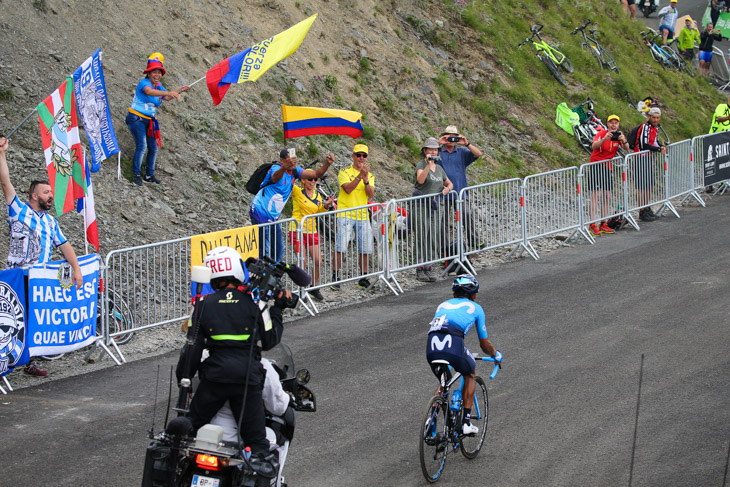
[413,137,453,282]
[633,107,667,222]
[676,17,700,61]
[125,52,190,186]
[698,23,723,78]
[587,115,630,237]
[658,0,680,44]
[0,137,83,378]
[437,125,483,251]
[330,143,375,291]
[249,148,334,264]
[288,174,335,302]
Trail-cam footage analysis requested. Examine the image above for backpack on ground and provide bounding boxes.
[626,124,642,150]
[244,162,274,195]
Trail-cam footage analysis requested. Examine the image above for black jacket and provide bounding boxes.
[176,287,283,385]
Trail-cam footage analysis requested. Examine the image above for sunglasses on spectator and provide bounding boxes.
[353,153,368,158]
[304,178,319,181]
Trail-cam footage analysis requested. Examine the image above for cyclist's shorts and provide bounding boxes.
[626,0,635,5]
[699,50,713,63]
[659,25,675,39]
[426,332,476,377]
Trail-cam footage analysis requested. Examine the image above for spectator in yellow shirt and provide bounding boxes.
[330,143,375,291]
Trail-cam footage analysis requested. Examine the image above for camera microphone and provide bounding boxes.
[281,263,312,287]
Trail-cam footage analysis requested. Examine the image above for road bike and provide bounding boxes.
[666,42,697,77]
[640,28,692,77]
[571,19,619,74]
[518,23,574,87]
[570,98,607,153]
[419,355,501,483]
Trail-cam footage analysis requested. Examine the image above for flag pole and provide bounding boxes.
[5,108,38,140]
[82,147,89,255]
[189,75,206,88]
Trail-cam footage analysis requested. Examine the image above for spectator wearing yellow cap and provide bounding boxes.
[125,52,190,186]
[586,115,629,237]
[676,17,699,62]
[331,143,375,290]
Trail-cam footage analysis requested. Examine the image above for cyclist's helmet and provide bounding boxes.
[203,246,249,288]
[452,274,479,295]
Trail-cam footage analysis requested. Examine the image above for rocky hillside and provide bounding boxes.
[0,0,718,258]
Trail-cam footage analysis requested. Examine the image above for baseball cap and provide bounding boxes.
[648,107,661,116]
[606,114,620,122]
[353,143,369,154]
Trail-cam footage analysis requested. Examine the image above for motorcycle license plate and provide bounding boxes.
[191,475,220,487]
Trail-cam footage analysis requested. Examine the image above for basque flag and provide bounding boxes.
[206,14,317,106]
[282,105,363,139]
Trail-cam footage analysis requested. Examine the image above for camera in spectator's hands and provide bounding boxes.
[427,155,441,162]
[610,131,623,141]
[447,136,460,143]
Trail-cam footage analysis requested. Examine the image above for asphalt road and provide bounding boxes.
[1,195,729,487]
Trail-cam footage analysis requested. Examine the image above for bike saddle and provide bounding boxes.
[530,24,539,33]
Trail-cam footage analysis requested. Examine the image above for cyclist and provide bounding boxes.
[426,275,502,435]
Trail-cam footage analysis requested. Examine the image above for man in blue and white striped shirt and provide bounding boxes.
[0,138,82,282]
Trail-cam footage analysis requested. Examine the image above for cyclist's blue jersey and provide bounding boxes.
[428,298,487,340]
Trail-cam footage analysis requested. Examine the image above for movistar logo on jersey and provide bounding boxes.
[436,300,476,314]
[430,334,452,351]
[218,291,239,304]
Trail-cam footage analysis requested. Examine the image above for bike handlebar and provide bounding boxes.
[571,19,593,34]
[475,355,502,380]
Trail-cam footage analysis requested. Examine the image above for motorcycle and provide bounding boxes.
[638,0,660,18]
[141,342,316,487]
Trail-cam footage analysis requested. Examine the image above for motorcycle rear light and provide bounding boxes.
[195,454,220,470]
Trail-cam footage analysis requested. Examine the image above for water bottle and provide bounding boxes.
[243,446,252,461]
[450,389,462,412]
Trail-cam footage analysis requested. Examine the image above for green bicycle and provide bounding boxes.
[518,23,574,87]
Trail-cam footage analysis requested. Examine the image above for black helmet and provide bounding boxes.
[452,274,479,295]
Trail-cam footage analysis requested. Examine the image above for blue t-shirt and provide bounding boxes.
[249,165,304,222]
[129,78,165,117]
[428,297,487,339]
[437,146,478,194]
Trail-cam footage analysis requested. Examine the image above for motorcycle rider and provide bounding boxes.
[176,246,288,476]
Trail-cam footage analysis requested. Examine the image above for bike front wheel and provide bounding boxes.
[539,53,567,87]
[573,124,593,153]
[420,396,449,483]
[550,44,574,73]
[460,376,489,459]
[583,42,603,69]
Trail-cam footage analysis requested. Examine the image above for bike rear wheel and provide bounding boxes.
[573,124,594,153]
[539,53,566,87]
[420,396,449,483]
[460,376,489,459]
[599,46,619,74]
[97,291,135,345]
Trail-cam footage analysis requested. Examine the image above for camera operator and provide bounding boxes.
[176,246,294,477]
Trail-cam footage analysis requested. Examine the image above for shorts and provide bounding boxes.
[680,49,695,61]
[585,164,614,191]
[626,0,635,5]
[288,231,320,246]
[426,333,476,377]
[633,158,656,190]
[699,50,713,63]
[658,25,674,40]
[335,217,373,254]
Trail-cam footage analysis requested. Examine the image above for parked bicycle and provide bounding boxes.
[571,19,619,74]
[640,28,694,76]
[570,98,607,154]
[419,355,501,483]
[518,23,574,87]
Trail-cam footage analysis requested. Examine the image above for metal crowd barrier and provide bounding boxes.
[664,139,700,208]
[624,149,674,227]
[578,156,627,242]
[520,167,583,259]
[459,179,523,261]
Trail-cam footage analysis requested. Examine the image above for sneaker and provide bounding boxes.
[357,278,371,289]
[639,209,656,222]
[133,175,143,186]
[144,175,162,184]
[589,223,600,237]
[461,422,478,436]
[416,268,430,282]
[329,282,340,291]
[24,360,49,377]
[599,223,615,234]
[424,267,437,282]
[310,289,324,301]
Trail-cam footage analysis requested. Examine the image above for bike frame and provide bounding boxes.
[436,356,500,420]
[532,37,566,65]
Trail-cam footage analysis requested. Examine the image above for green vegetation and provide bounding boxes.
[0,88,14,101]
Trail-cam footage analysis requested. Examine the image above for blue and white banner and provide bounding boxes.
[72,49,119,172]
[27,254,99,356]
[0,268,29,377]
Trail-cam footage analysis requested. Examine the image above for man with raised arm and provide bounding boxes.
[0,137,83,377]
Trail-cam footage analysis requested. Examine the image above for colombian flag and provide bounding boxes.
[282,105,363,139]
[206,14,317,106]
